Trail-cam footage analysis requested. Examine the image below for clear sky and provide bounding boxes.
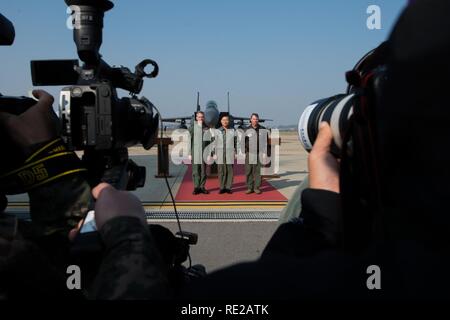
[1,0,406,126]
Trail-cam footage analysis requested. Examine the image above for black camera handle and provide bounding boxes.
[136,59,159,79]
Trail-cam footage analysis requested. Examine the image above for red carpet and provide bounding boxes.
[175,165,287,201]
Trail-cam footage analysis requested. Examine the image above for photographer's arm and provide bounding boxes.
[89,184,171,300]
[263,122,342,257]
[0,90,91,237]
[28,175,91,236]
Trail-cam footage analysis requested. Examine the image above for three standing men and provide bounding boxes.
[190,112,267,195]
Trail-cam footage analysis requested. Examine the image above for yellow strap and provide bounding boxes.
[25,138,63,163]
[1,152,74,178]
[27,168,88,190]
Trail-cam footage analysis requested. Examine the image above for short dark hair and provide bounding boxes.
[250,113,259,119]
[195,111,205,118]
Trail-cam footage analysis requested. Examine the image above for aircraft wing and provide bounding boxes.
[162,116,192,123]
[233,116,273,123]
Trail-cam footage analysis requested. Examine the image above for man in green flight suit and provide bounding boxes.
[245,113,267,194]
[217,115,235,194]
[189,111,209,195]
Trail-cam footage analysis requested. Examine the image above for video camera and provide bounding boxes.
[28,0,160,190]
[1,3,202,288]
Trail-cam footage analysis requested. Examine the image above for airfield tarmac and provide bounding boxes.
[6,131,309,272]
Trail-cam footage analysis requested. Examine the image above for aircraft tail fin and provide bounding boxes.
[196,92,200,112]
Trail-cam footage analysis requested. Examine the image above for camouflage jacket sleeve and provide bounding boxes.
[27,174,91,237]
[89,216,171,300]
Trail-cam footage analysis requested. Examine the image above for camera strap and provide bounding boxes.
[0,138,87,195]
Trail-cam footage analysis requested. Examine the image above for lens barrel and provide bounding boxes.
[65,0,113,65]
[298,93,356,154]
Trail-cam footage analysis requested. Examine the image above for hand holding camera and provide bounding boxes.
[308,122,340,193]
[0,90,57,153]
[91,183,146,230]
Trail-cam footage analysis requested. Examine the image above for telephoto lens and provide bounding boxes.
[298,93,356,155]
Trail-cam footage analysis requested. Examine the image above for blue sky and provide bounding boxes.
[1,0,406,126]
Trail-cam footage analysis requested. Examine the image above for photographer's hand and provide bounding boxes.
[309,122,340,193]
[69,183,146,240]
[0,90,57,151]
[91,183,146,230]
[88,183,170,299]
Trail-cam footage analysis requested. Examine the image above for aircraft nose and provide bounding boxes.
[204,107,219,128]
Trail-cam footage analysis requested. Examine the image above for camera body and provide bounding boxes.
[56,67,158,151]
